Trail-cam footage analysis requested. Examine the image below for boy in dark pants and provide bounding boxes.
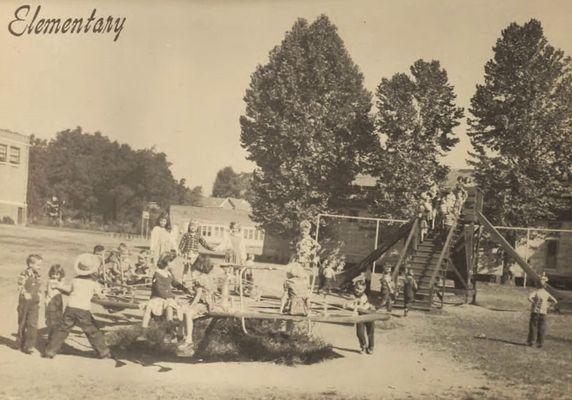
[527,275,557,348]
[17,254,43,354]
[347,275,375,354]
[45,254,110,359]
[403,268,418,317]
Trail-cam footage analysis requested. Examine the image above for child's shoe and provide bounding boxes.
[366,348,374,355]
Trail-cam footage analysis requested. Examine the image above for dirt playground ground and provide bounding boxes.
[1,224,571,400]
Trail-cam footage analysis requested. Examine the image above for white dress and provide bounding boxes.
[150,226,176,264]
[216,230,247,265]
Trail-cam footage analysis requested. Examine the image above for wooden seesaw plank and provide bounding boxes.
[207,310,391,325]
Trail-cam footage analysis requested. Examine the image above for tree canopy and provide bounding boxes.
[27,127,201,228]
[370,59,464,218]
[240,15,376,237]
[468,19,572,227]
[212,166,253,202]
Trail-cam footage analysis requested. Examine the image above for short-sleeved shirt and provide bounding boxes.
[67,277,102,311]
[348,292,372,312]
[323,267,336,279]
[529,288,557,315]
[18,268,41,303]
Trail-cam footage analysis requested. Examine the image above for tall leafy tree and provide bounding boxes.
[212,166,252,199]
[370,60,464,218]
[27,127,202,228]
[468,19,572,227]
[240,15,376,237]
[27,135,50,219]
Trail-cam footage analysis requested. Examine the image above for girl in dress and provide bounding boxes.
[150,214,176,266]
[216,222,247,266]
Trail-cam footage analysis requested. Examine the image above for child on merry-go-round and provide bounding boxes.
[141,251,187,341]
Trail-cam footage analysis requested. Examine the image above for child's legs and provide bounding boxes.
[16,299,29,346]
[141,304,153,328]
[527,313,538,344]
[365,322,375,350]
[537,314,546,346]
[355,323,367,350]
[75,309,109,357]
[22,303,39,351]
[165,306,174,322]
[183,311,197,344]
[46,308,77,356]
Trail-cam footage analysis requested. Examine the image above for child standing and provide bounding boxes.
[380,269,395,312]
[347,275,375,354]
[243,253,256,297]
[17,254,43,354]
[44,254,110,359]
[142,252,183,329]
[179,220,215,279]
[279,260,309,316]
[420,217,429,242]
[320,261,337,296]
[45,264,65,343]
[527,275,557,348]
[402,269,418,317]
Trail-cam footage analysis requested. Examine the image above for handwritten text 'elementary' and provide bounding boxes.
[8,5,126,42]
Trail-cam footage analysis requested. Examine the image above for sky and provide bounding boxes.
[1,0,571,194]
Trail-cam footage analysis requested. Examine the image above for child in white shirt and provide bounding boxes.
[44,254,110,359]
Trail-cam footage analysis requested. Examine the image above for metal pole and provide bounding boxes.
[373,220,380,274]
[524,228,530,288]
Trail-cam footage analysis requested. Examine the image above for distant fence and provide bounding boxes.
[476,225,572,286]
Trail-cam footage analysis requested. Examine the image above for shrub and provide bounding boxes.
[106,318,338,365]
[1,216,15,225]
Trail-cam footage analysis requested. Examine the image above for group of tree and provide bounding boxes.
[211,166,254,202]
[240,15,571,240]
[28,128,202,228]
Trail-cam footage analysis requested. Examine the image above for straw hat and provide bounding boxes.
[74,253,101,276]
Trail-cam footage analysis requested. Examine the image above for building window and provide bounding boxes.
[9,146,20,164]
[201,225,213,237]
[0,144,6,162]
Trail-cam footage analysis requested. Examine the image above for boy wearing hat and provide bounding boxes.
[347,274,375,354]
[44,254,110,359]
[526,273,557,348]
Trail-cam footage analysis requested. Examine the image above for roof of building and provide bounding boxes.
[170,204,257,228]
[197,196,252,212]
[0,129,30,144]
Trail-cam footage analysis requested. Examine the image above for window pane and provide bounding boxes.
[9,147,20,164]
[0,144,7,162]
